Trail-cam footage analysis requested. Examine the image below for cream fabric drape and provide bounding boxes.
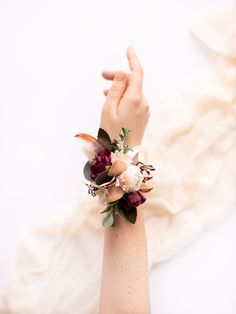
[2,5,236,314]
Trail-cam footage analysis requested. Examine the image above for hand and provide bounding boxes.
[99,47,150,148]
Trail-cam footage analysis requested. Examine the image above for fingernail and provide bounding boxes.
[115,71,126,81]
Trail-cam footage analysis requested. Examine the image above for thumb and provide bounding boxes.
[103,71,127,114]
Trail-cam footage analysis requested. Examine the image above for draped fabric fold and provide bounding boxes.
[3,5,236,314]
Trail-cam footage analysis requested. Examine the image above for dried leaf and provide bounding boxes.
[106,186,124,203]
[75,133,99,145]
[108,160,127,176]
[97,128,112,149]
[95,170,112,185]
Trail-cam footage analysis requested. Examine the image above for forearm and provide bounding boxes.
[99,207,151,314]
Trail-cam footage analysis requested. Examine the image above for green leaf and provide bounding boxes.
[116,205,126,219]
[100,205,112,214]
[123,144,133,154]
[102,211,115,228]
[119,127,130,143]
[123,207,137,224]
[95,170,113,185]
[97,128,112,149]
[111,140,120,153]
[109,200,119,206]
[83,161,91,181]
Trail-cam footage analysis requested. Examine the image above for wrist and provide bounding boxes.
[75,126,155,228]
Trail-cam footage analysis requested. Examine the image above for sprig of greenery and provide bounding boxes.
[111,128,132,153]
[98,127,132,153]
[101,199,137,227]
[111,127,133,153]
[123,143,133,154]
[119,127,130,142]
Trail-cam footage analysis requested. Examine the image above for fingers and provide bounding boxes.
[102,71,117,80]
[102,70,129,81]
[102,71,128,114]
[126,46,143,95]
[102,71,127,96]
[102,47,143,100]
[102,71,128,96]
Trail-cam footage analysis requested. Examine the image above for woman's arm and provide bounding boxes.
[99,205,150,314]
[98,47,151,314]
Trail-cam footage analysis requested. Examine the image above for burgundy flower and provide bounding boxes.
[120,191,146,211]
[90,149,111,181]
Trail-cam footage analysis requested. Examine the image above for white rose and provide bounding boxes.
[121,164,144,192]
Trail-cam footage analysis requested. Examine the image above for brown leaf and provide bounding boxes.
[75,133,101,146]
[108,160,127,176]
[106,186,124,203]
[139,183,153,193]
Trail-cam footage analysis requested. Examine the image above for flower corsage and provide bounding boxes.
[75,127,155,228]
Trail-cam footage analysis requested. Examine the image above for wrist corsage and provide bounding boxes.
[75,127,155,228]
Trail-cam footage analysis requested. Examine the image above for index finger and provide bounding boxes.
[126,46,143,94]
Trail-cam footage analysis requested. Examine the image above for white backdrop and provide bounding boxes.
[0,0,235,313]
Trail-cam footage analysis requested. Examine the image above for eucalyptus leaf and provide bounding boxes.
[83,161,91,181]
[97,128,112,149]
[123,207,137,224]
[95,170,112,185]
[102,211,115,228]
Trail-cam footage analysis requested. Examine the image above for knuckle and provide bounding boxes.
[141,96,149,111]
[108,94,119,100]
[126,94,141,106]
[107,84,125,99]
[110,85,124,93]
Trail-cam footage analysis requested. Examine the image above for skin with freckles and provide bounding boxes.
[98,47,151,314]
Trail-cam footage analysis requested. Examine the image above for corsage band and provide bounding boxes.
[75,127,155,228]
